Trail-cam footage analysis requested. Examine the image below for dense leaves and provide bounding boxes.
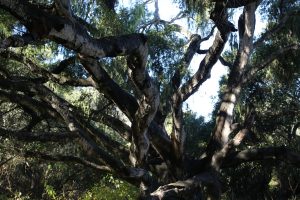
[0,0,299,199]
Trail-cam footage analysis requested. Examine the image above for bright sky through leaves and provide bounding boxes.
[120,0,266,120]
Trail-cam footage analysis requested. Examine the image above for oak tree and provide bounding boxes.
[0,0,299,199]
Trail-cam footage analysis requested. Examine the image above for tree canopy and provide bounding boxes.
[0,0,299,199]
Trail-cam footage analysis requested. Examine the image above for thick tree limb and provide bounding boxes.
[93,113,132,140]
[197,48,232,67]
[101,0,118,11]
[0,34,35,49]
[242,43,300,84]
[0,1,299,199]
[127,40,160,166]
[200,25,216,42]
[187,120,292,175]
[212,0,260,8]
[210,1,237,33]
[176,1,236,103]
[125,167,159,196]
[0,128,76,143]
[212,103,256,167]
[171,34,202,90]
[22,151,158,191]
[82,40,160,166]
[0,0,174,168]
[0,0,148,58]
[177,30,228,103]
[51,75,94,87]
[254,9,300,49]
[223,146,300,168]
[206,3,258,169]
[0,78,126,172]
[170,34,202,161]
[79,57,138,120]
[76,120,130,161]
[51,56,76,74]
[166,4,236,164]
[197,49,208,54]
[150,171,220,200]
[54,0,72,19]
[1,77,130,163]
[23,150,112,172]
[0,50,94,87]
[0,89,59,120]
[38,87,127,172]
[78,57,173,168]
[219,56,232,68]
[210,128,250,170]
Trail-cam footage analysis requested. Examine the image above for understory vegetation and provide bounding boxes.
[0,0,299,199]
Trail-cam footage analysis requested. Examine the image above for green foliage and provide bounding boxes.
[0,102,29,131]
[221,162,273,200]
[122,2,147,33]
[0,192,31,200]
[173,0,211,20]
[208,2,300,198]
[0,0,299,199]
[44,184,57,200]
[0,9,15,39]
[81,175,139,200]
[183,110,212,156]
[147,25,185,90]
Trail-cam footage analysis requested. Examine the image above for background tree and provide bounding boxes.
[0,0,299,199]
